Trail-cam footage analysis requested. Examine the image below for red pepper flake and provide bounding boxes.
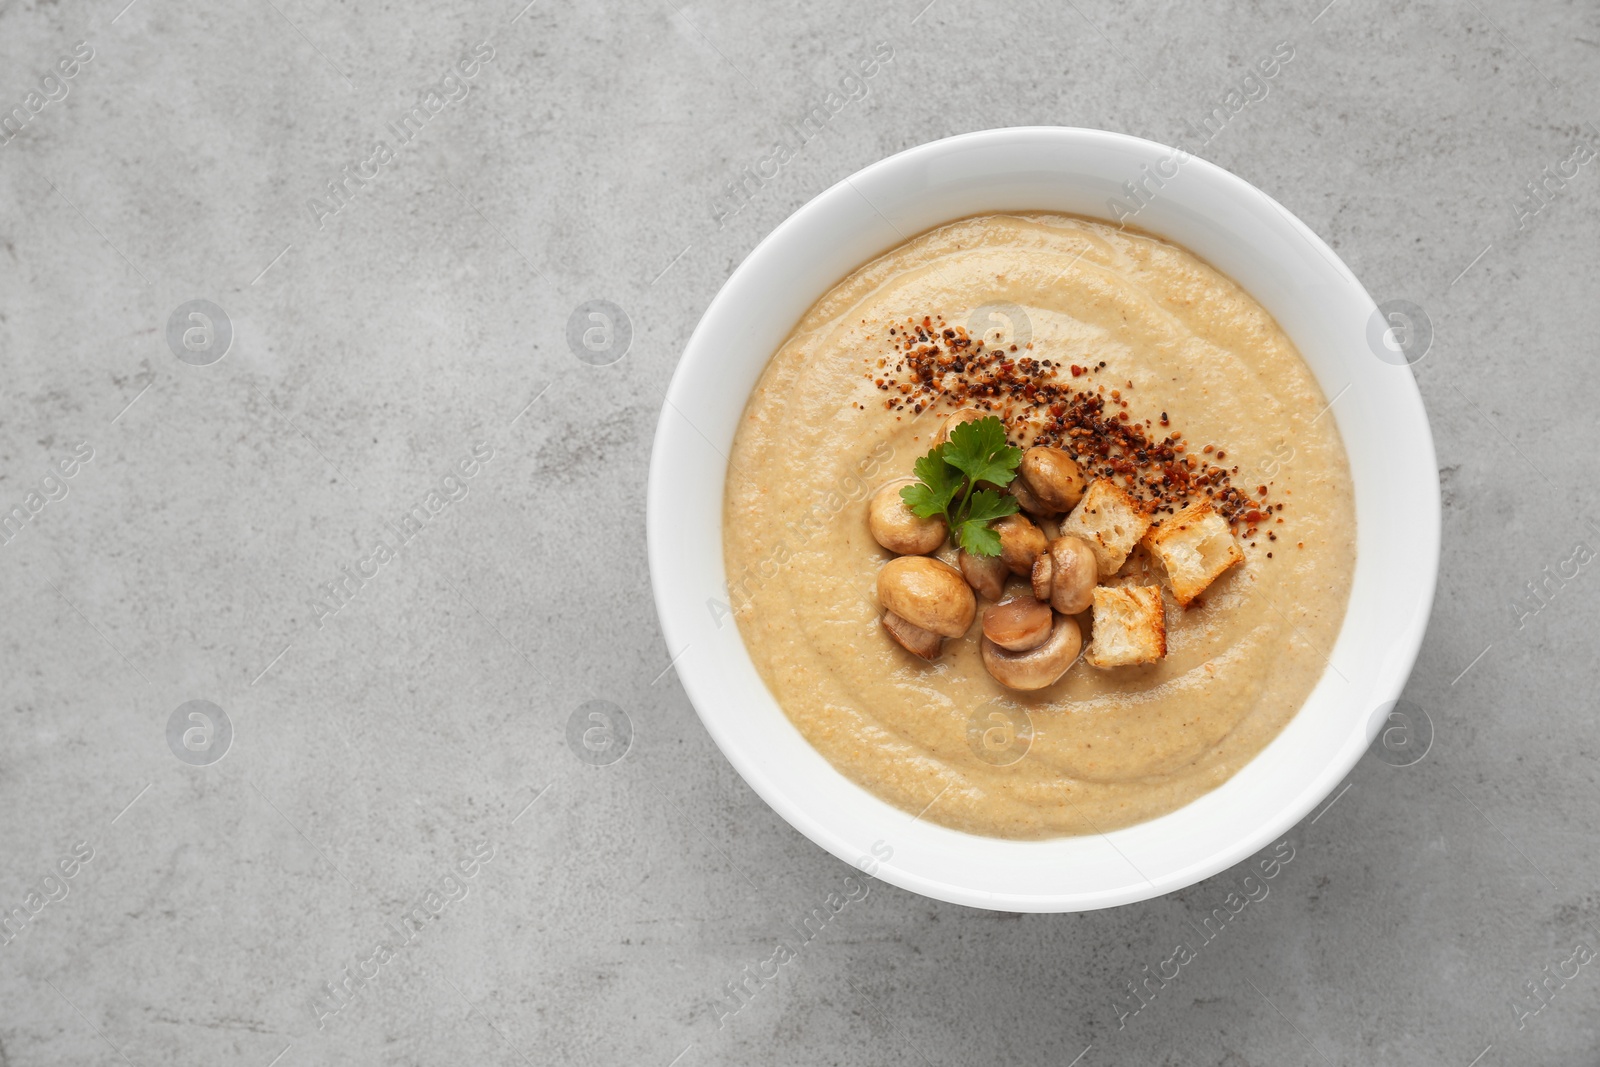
[861,314,1266,519]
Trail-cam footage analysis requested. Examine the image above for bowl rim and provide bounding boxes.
[647,125,1440,911]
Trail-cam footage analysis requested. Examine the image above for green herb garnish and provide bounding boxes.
[900,416,1022,557]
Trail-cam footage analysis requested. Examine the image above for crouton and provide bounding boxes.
[1085,585,1167,668]
[1143,499,1245,606]
[1058,480,1153,578]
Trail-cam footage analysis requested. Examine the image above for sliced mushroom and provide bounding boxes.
[1046,535,1098,615]
[881,611,942,660]
[1010,475,1054,517]
[982,597,1053,651]
[994,513,1047,576]
[933,407,985,447]
[877,555,976,638]
[1020,446,1087,512]
[981,614,1083,690]
[959,549,1008,601]
[1031,552,1053,602]
[868,478,948,555]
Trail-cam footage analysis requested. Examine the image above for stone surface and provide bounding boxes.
[2,0,1597,1064]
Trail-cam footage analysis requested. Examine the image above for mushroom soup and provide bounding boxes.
[722,213,1356,839]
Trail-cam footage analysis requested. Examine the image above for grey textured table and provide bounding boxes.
[2,0,1596,1064]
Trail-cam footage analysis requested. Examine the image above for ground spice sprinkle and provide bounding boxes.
[864,314,1275,528]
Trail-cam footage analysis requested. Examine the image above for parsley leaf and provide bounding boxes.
[955,521,1004,557]
[942,416,1022,489]
[900,448,961,518]
[954,490,1019,555]
[897,416,1023,557]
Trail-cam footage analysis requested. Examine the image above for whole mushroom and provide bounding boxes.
[877,556,976,639]
[982,596,1053,652]
[958,549,1009,601]
[1019,447,1087,513]
[1045,535,1098,615]
[934,407,985,447]
[868,478,948,555]
[1030,552,1054,602]
[994,513,1047,576]
[881,611,942,660]
[981,614,1083,690]
[1010,475,1052,517]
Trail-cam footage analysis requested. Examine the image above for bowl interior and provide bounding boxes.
[647,127,1439,912]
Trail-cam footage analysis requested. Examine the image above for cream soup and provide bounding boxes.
[722,213,1355,839]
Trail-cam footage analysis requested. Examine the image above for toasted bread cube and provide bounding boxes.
[1143,499,1245,606]
[1085,585,1167,668]
[1058,480,1153,578]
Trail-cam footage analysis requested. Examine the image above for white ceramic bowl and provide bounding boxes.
[647,127,1439,912]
